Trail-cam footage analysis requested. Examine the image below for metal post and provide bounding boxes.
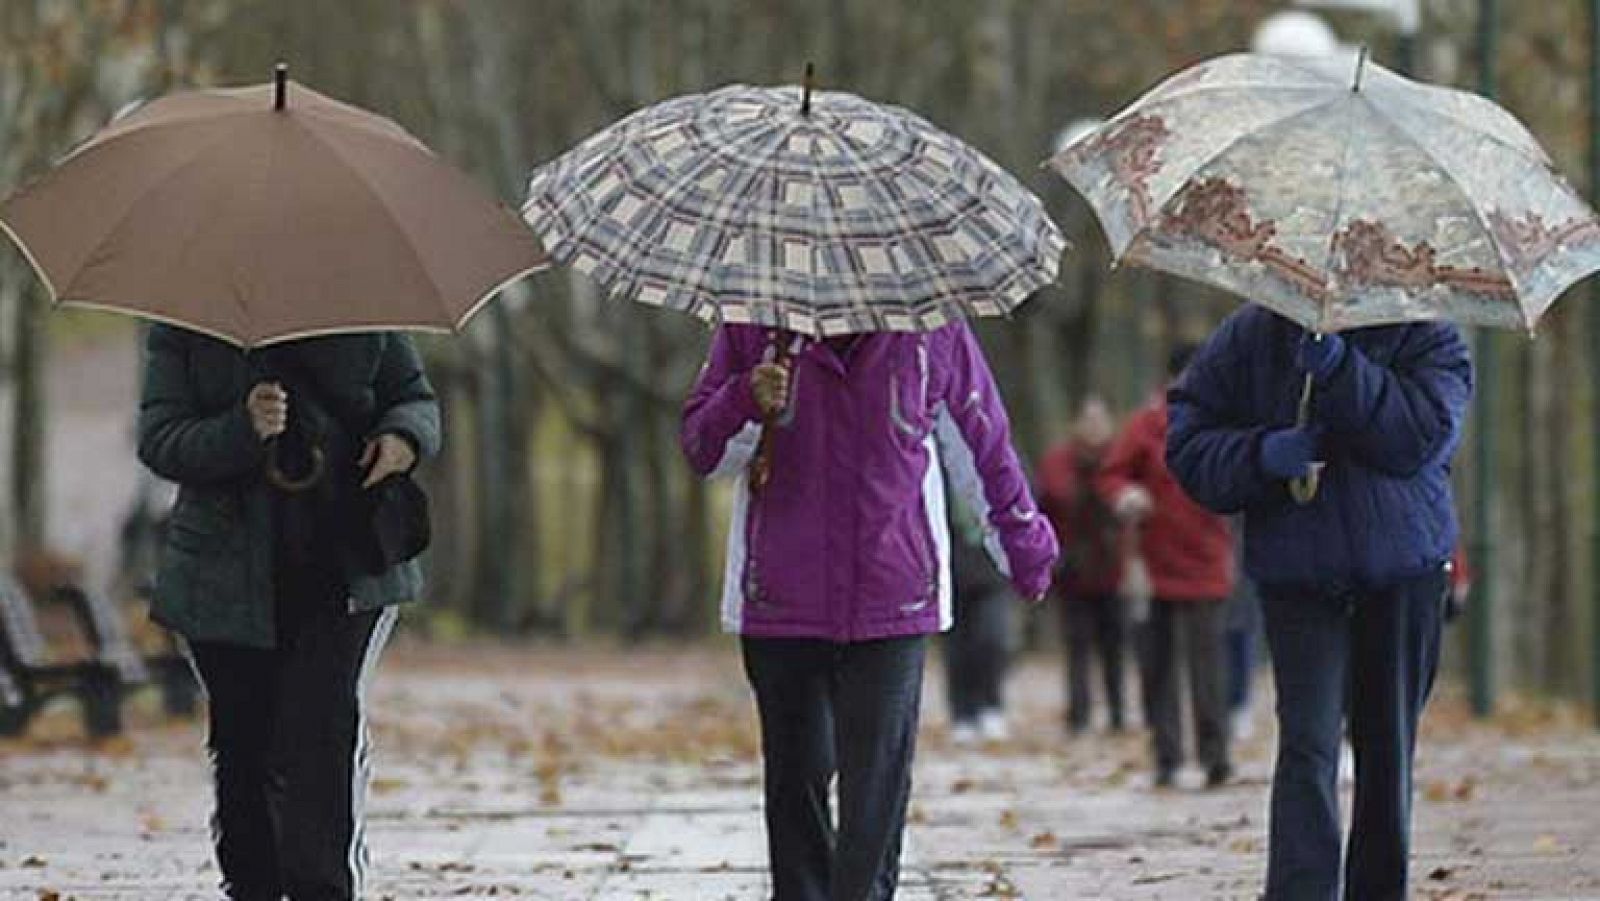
[1395,30,1418,77]
[1127,273,1149,407]
[1468,0,1498,719]
[1590,0,1600,730]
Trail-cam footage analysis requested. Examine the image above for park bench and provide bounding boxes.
[0,572,194,738]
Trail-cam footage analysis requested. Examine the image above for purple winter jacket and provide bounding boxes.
[682,322,1058,642]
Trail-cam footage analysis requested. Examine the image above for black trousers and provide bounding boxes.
[1060,592,1126,731]
[944,590,1011,723]
[188,601,397,901]
[1145,598,1229,774]
[741,635,927,901]
[1260,570,1446,901]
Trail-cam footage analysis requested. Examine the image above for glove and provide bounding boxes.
[1260,427,1321,480]
[1296,332,1347,382]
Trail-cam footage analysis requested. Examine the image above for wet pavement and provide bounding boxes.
[2,643,1598,900]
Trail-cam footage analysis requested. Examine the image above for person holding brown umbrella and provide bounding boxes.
[140,326,439,901]
[0,66,542,901]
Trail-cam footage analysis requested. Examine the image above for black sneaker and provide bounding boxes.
[1205,763,1233,789]
[1154,767,1176,789]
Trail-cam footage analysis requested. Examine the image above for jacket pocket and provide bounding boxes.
[741,487,775,611]
[166,490,238,553]
[900,510,939,614]
[887,342,932,444]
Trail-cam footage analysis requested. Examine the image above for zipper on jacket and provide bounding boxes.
[900,471,940,614]
[742,482,772,610]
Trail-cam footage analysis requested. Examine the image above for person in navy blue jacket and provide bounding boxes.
[1166,306,1472,901]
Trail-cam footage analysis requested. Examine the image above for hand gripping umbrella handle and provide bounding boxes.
[750,339,793,494]
[265,438,326,493]
[1289,371,1321,505]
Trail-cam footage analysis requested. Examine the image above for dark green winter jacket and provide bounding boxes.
[137,325,442,648]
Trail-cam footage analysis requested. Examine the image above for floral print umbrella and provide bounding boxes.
[1049,52,1600,334]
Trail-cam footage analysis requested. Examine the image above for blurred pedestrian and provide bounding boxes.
[139,327,440,901]
[1223,552,1262,742]
[1097,345,1234,790]
[1167,308,1471,901]
[1445,544,1472,623]
[943,494,1017,745]
[1038,396,1125,734]
[682,324,1057,901]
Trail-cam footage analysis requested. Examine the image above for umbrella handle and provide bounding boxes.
[750,339,793,494]
[265,438,326,493]
[1289,370,1321,504]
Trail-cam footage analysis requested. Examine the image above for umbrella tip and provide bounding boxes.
[1352,45,1368,93]
[274,62,288,111]
[801,61,815,116]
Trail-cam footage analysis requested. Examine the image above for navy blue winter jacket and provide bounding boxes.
[1165,307,1473,589]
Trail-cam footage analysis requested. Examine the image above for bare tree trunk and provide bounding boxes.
[1540,321,1576,693]
[9,288,44,551]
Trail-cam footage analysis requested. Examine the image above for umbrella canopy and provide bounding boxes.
[1049,52,1600,333]
[0,68,547,348]
[523,80,1065,336]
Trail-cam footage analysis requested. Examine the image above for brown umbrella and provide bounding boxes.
[0,65,547,348]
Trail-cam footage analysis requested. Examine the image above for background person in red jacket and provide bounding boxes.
[1039,395,1125,734]
[1097,345,1236,789]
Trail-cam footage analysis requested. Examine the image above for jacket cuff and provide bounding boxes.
[374,428,423,471]
[375,405,441,459]
[1013,565,1055,601]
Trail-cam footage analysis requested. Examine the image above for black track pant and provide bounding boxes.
[742,635,927,901]
[188,603,397,901]
[1060,592,1126,731]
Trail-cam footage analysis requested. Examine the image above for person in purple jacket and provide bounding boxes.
[682,322,1058,901]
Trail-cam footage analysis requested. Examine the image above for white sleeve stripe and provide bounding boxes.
[710,422,762,479]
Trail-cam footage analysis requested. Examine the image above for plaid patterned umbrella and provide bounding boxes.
[1049,52,1600,333]
[523,82,1065,336]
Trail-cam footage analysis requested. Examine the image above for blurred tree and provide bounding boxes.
[0,0,1593,708]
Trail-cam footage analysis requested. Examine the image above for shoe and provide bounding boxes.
[951,720,979,746]
[1154,767,1176,789]
[1230,708,1254,742]
[1205,763,1233,789]
[978,709,1010,742]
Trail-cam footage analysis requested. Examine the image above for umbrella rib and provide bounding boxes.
[1312,101,1364,333]
[1355,100,1526,310]
[285,117,451,320]
[51,299,247,348]
[53,103,258,168]
[628,116,775,308]
[529,110,769,281]
[821,122,919,331]
[448,262,549,335]
[52,126,246,308]
[580,112,780,320]
[1120,94,1345,259]
[666,116,791,329]
[727,120,795,331]
[0,216,59,302]
[1117,81,1333,125]
[1371,92,1555,176]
